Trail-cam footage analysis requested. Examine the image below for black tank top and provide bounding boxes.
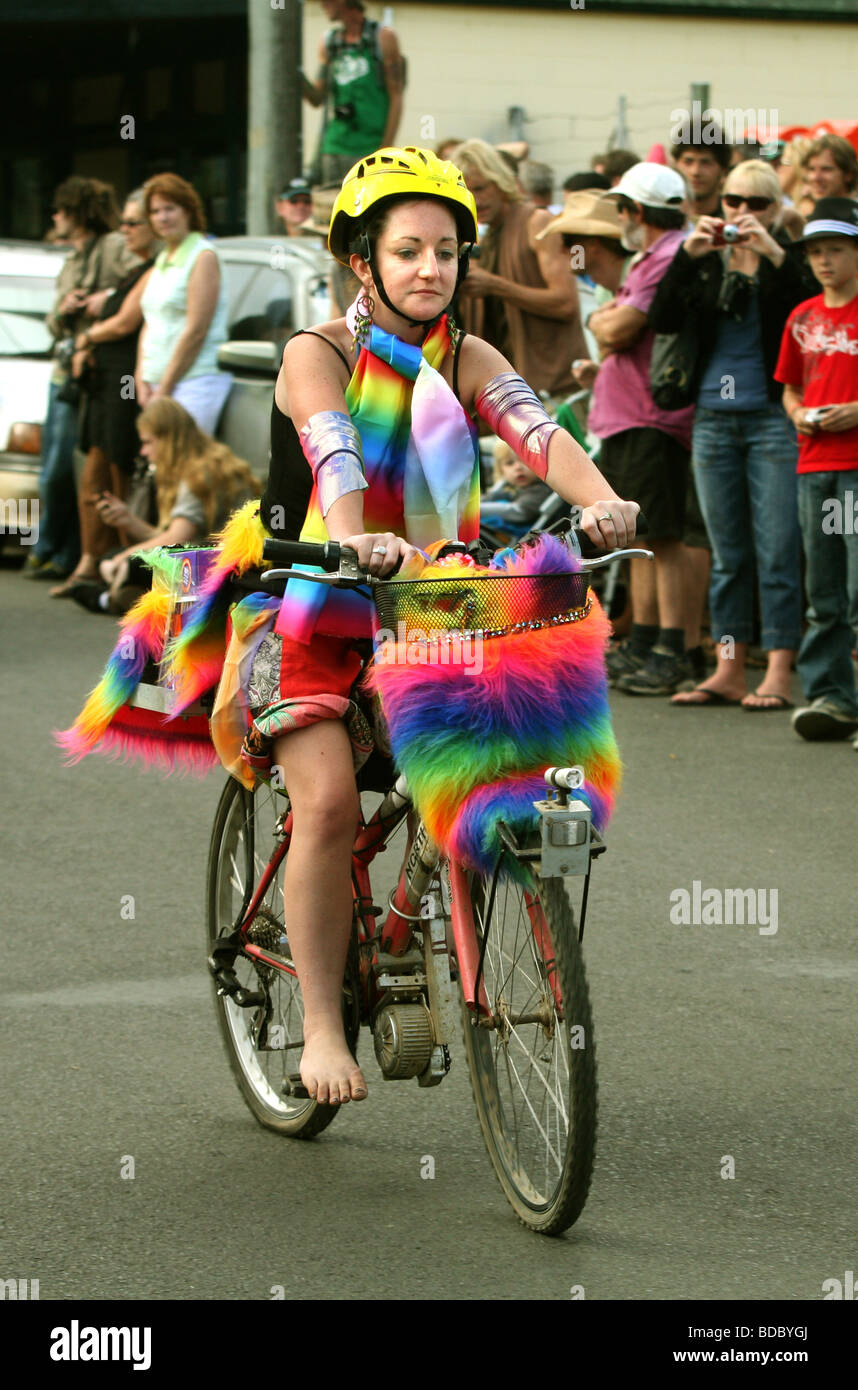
[259,328,467,538]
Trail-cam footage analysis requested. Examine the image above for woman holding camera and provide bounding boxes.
[649,159,816,710]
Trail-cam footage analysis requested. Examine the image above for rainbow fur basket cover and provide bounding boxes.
[364,533,621,877]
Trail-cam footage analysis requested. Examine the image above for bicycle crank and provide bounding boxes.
[373,1003,435,1080]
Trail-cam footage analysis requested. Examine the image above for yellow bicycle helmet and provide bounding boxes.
[328,146,478,266]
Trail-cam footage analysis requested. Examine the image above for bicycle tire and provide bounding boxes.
[206,776,360,1139]
[457,867,597,1234]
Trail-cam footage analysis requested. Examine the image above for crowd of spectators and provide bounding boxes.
[391,124,855,744]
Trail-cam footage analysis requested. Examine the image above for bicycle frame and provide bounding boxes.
[235,774,492,1020]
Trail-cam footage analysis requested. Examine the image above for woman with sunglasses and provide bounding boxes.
[650,159,817,711]
[50,192,160,598]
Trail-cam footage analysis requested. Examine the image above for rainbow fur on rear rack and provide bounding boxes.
[366,534,620,877]
[161,500,267,712]
[55,576,175,766]
[56,503,267,771]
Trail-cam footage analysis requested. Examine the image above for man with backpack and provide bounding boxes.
[303,0,404,185]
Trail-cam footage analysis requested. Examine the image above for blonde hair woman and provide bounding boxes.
[73,398,260,613]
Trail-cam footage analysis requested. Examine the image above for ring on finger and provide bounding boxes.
[597,512,613,523]
[372,545,387,555]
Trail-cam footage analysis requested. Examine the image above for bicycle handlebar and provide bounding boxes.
[262,538,343,571]
[262,511,650,579]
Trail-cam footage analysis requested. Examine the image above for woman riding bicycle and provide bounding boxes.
[61,146,639,1107]
[252,147,639,1107]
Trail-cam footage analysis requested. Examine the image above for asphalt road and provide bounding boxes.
[2,557,856,1304]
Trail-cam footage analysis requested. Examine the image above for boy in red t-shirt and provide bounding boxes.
[775,197,858,742]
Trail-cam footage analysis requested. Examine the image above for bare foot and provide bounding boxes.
[741,687,793,711]
[300,1028,368,1105]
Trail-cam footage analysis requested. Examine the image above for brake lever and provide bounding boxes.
[578,548,654,571]
[260,566,372,588]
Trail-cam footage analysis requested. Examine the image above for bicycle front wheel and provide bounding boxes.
[206,776,359,1139]
[457,868,597,1234]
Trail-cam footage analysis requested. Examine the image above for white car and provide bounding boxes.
[0,240,70,553]
[216,235,333,475]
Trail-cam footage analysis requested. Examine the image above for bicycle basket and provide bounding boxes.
[374,571,590,642]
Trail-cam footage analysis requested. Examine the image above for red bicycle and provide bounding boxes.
[205,531,648,1234]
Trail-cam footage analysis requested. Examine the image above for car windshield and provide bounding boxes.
[224,263,296,346]
[0,274,56,357]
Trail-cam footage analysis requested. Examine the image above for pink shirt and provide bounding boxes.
[588,227,694,449]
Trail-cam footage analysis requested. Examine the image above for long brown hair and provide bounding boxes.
[137,398,260,533]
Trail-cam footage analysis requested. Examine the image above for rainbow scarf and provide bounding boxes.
[365,534,621,877]
[275,307,481,645]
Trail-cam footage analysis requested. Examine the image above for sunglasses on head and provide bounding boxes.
[722,194,773,212]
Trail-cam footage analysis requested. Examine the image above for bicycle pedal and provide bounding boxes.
[282,1073,311,1100]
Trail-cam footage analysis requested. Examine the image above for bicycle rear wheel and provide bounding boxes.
[457,867,597,1234]
[206,776,359,1138]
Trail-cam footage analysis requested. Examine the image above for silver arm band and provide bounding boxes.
[474,373,561,481]
[299,410,368,518]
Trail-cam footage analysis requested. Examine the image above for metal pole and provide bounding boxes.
[247,0,302,236]
[690,81,710,134]
[615,93,629,149]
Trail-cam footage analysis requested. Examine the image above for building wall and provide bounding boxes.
[303,2,858,179]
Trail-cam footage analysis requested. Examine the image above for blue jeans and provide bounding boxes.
[692,405,802,651]
[796,470,858,716]
[33,380,80,569]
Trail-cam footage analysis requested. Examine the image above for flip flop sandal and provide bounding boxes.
[742,692,794,712]
[672,687,741,707]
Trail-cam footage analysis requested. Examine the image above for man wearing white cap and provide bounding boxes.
[586,162,696,696]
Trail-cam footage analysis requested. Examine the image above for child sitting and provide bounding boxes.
[481,440,556,544]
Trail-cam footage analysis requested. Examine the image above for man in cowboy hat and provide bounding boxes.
[537,188,632,390]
